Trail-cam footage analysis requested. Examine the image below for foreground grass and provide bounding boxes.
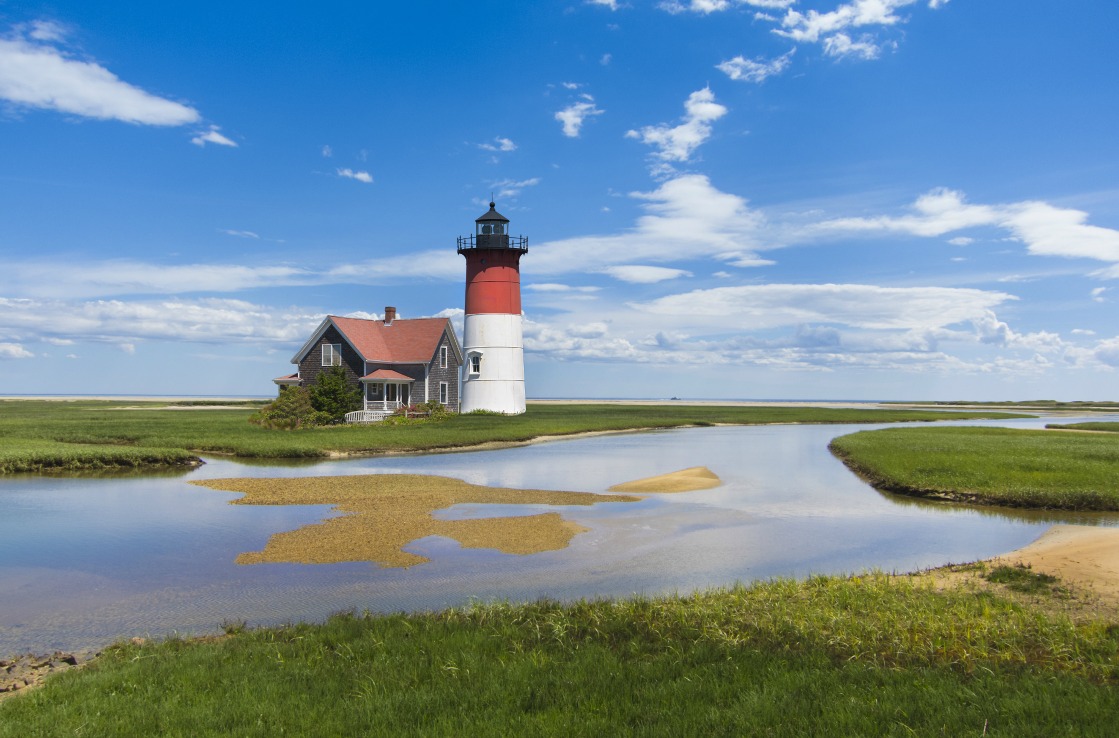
[2,573,1116,736]
[830,426,1119,510]
[0,399,1024,473]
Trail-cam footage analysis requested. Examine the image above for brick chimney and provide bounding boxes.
[384,306,396,325]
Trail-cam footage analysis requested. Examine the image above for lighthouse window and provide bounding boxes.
[469,355,481,374]
[481,224,492,234]
[494,224,504,234]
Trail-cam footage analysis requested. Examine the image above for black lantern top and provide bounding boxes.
[457,201,528,253]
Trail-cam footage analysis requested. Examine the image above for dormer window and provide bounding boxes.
[467,352,482,376]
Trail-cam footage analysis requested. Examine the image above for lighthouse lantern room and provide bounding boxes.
[457,202,528,415]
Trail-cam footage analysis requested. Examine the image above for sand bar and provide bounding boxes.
[192,474,637,568]
[609,466,722,493]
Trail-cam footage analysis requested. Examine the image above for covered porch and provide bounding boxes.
[345,369,415,423]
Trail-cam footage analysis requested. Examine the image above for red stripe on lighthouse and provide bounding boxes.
[463,251,522,315]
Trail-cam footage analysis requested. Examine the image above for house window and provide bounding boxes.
[469,354,481,375]
[322,343,342,367]
[439,382,448,404]
[439,345,448,369]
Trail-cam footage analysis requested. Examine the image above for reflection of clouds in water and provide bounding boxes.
[3,416,1119,655]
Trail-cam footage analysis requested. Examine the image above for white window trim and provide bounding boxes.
[439,381,448,404]
[322,343,342,367]
[439,345,448,369]
[467,351,482,376]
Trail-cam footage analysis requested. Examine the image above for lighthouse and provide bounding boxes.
[457,201,528,415]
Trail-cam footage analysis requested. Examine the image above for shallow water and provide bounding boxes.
[2,415,1117,655]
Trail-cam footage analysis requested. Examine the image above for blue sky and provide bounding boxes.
[2,0,1118,400]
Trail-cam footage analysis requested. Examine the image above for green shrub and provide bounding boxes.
[308,365,363,422]
[249,387,332,429]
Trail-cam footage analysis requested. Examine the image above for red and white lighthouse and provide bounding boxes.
[457,202,528,415]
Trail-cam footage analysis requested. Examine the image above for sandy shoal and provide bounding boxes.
[192,474,638,568]
[609,466,722,493]
[994,524,1119,605]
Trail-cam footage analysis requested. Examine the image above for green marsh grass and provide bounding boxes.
[2,574,1116,736]
[1047,422,1119,433]
[0,399,1025,473]
[830,426,1119,510]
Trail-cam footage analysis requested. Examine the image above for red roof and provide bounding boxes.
[331,316,450,364]
[273,373,300,383]
[361,368,413,381]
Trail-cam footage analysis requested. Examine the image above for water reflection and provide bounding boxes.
[2,414,1117,655]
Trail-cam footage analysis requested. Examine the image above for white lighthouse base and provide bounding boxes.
[461,314,526,415]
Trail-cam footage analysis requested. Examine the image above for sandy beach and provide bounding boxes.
[996,525,1119,607]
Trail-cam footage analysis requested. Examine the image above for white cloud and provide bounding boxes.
[491,177,540,199]
[601,53,612,65]
[27,20,67,43]
[1091,287,1108,302]
[626,87,727,164]
[822,32,884,59]
[717,49,795,83]
[337,168,373,183]
[586,0,620,9]
[775,0,919,44]
[0,25,199,126]
[0,342,34,359]
[322,144,333,157]
[531,174,771,276]
[191,125,237,147]
[219,229,260,239]
[478,136,517,152]
[947,236,974,246]
[525,283,601,293]
[1072,328,1096,336]
[555,99,604,138]
[601,265,694,283]
[660,0,795,13]
[814,187,1119,272]
[0,296,324,346]
[632,283,1015,332]
[118,343,136,355]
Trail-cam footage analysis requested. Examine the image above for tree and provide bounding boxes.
[308,365,363,423]
[248,386,331,429]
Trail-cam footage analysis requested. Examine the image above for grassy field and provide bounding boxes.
[0,399,1025,473]
[829,426,1119,510]
[2,572,1116,736]
[1047,422,1119,433]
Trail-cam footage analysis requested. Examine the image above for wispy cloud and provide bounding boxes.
[0,22,200,126]
[717,48,796,82]
[555,97,604,138]
[0,342,34,359]
[601,265,693,283]
[814,187,1119,271]
[626,87,727,167]
[478,136,517,152]
[219,229,260,239]
[491,177,541,199]
[0,296,323,346]
[191,125,237,147]
[321,144,333,157]
[337,167,373,183]
[660,1,795,15]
